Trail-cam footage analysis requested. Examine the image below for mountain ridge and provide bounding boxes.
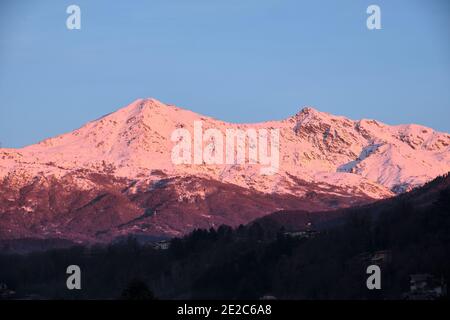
[0,98,449,241]
[1,98,449,194]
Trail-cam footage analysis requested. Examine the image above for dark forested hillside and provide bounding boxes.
[0,174,449,300]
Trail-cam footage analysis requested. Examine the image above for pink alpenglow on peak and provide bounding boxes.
[1,98,449,241]
[0,97,449,197]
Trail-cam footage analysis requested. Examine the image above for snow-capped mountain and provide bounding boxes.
[0,98,449,241]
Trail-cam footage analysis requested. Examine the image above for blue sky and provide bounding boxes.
[0,0,449,148]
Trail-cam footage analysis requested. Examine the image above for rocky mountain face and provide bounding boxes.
[1,98,449,242]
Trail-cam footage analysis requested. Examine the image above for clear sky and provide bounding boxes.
[0,0,449,148]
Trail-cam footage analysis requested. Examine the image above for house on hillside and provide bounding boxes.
[348,250,392,269]
[0,283,16,299]
[370,250,392,265]
[284,230,319,239]
[152,240,170,250]
[404,274,447,300]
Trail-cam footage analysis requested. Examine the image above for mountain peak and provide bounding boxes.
[296,106,333,118]
[1,97,449,199]
[299,106,320,114]
[1,97,449,243]
[132,97,166,112]
[292,106,333,123]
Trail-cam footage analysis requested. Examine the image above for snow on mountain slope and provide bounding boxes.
[1,98,449,197]
[1,98,449,242]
